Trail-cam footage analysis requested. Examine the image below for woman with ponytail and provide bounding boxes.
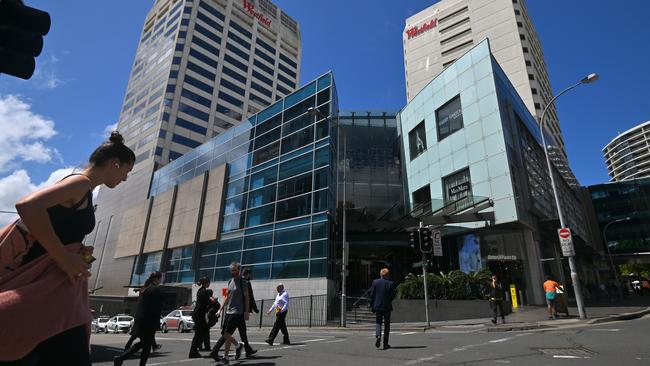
[0,131,135,365]
[113,271,163,366]
[189,276,212,358]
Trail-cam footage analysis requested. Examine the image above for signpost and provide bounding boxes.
[558,227,575,257]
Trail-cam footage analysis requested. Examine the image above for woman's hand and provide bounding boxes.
[54,251,92,283]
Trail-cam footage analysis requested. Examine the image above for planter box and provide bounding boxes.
[391,299,512,322]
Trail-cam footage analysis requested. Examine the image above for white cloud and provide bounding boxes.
[0,167,76,226]
[0,96,57,168]
[0,94,58,172]
[103,122,118,137]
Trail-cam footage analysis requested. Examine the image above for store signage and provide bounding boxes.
[243,0,272,27]
[487,255,518,261]
[448,181,470,197]
[558,227,575,257]
[405,19,438,39]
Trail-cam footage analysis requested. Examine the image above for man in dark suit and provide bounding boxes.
[369,268,395,350]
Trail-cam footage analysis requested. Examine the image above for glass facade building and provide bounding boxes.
[589,178,650,254]
[131,72,336,285]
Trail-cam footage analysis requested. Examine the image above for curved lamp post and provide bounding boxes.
[539,73,598,320]
[603,217,630,298]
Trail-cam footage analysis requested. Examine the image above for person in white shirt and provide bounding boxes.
[264,283,290,345]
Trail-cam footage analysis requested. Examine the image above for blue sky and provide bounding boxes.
[0,1,648,210]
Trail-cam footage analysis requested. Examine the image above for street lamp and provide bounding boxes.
[603,217,630,298]
[308,107,349,327]
[539,72,598,320]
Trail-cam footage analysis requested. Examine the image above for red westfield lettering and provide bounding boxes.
[405,19,438,39]
[243,0,272,27]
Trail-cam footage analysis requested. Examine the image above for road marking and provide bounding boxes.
[590,328,620,332]
[488,337,513,343]
[324,339,346,344]
[494,361,510,364]
[399,331,418,335]
[303,338,328,343]
[553,355,590,359]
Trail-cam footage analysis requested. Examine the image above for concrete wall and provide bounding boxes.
[391,299,512,322]
[168,174,204,249]
[199,164,227,242]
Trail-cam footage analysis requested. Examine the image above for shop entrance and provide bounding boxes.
[487,258,527,305]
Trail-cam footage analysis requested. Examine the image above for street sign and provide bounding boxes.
[558,227,575,256]
[432,229,443,257]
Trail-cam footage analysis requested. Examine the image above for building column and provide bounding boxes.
[523,229,544,305]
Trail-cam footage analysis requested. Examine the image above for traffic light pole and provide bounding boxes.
[420,222,430,328]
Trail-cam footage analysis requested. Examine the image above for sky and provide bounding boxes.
[1,0,649,220]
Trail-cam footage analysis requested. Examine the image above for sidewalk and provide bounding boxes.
[302,302,650,333]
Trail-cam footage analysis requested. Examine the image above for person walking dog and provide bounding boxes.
[265,283,290,346]
[369,268,396,350]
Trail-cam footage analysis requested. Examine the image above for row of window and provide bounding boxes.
[408,94,464,160]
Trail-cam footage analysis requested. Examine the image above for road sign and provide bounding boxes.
[558,227,574,256]
[432,229,443,257]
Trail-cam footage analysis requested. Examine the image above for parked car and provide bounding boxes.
[105,315,134,334]
[161,309,194,333]
[91,316,111,333]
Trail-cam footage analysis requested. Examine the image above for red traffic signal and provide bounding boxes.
[0,0,51,79]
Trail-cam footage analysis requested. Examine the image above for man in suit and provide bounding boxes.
[369,268,395,350]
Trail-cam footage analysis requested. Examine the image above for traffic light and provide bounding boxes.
[420,227,433,253]
[409,228,421,249]
[0,0,51,79]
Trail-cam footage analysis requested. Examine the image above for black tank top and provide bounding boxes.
[21,174,96,264]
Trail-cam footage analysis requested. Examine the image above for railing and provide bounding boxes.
[348,288,372,323]
[252,294,328,328]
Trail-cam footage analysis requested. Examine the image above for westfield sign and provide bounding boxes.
[243,0,272,27]
[405,19,438,39]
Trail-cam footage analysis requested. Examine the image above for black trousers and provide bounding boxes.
[490,300,505,321]
[115,330,155,366]
[190,320,209,356]
[0,325,90,366]
[267,311,289,343]
[212,315,253,354]
[375,310,391,345]
[125,334,158,350]
[203,330,211,350]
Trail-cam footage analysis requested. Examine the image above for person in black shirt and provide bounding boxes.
[114,271,163,366]
[189,276,212,358]
[488,274,506,325]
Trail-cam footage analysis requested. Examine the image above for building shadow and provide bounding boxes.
[90,344,169,363]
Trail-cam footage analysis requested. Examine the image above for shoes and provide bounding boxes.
[491,319,497,325]
[501,319,506,324]
[282,339,291,345]
[246,349,258,357]
[383,344,391,350]
[201,347,211,351]
[153,344,162,351]
[188,352,202,358]
[375,337,381,348]
[113,357,123,366]
[548,316,553,320]
[235,343,243,360]
[265,339,273,346]
[210,351,220,361]
[220,356,230,365]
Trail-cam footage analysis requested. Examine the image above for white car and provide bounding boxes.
[105,315,134,334]
[161,309,195,333]
[91,316,111,333]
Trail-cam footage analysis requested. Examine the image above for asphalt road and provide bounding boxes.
[91,315,650,365]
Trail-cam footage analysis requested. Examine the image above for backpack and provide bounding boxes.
[206,300,221,327]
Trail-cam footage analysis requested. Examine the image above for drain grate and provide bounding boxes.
[536,347,596,357]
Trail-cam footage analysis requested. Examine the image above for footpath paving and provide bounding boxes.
[306,298,650,333]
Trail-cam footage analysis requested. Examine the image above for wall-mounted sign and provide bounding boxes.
[243,0,272,28]
[405,19,438,39]
[487,255,518,261]
[448,181,470,197]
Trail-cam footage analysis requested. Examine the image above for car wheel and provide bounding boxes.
[178,322,185,333]
[162,323,168,333]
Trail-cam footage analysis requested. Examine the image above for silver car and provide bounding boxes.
[91,316,111,333]
[105,315,134,334]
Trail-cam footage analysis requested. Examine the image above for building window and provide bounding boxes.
[412,184,431,207]
[515,9,520,15]
[531,88,538,95]
[408,121,427,160]
[442,168,473,211]
[534,103,541,110]
[519,34,525,40]
[517,21,523,28]
[436,95,464,141]
[522,47,529,53]
[528,74,535,80]
[525,60,532,66]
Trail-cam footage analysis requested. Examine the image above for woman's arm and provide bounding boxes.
[15,175,93,282]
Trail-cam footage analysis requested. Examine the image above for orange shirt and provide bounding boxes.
[544,280,560,293]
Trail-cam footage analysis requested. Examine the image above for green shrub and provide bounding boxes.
[396,268,492,300]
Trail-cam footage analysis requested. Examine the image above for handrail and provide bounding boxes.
[352,287,372,309]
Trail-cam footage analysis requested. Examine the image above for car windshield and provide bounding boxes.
[118,317,133,322]
[180,311,193,317]
[98,317,110,322]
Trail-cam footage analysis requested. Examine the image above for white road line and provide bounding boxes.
[488,337,513,343]
[399,332,418,335]
[303,338,328,343]
[590,328,621,332]
[553,355,590,359]
[324,339,346,344]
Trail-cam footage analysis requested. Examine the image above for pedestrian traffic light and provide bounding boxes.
[0,0,51,79]
[420,227,433,253]
[409,228,421,249]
